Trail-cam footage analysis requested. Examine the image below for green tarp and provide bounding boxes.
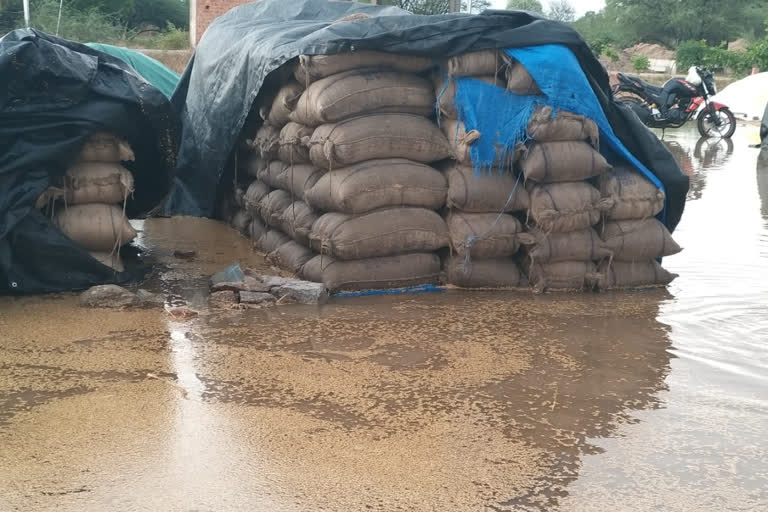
[85,43,180,99]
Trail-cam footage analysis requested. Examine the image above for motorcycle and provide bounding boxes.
[612,66,736,138]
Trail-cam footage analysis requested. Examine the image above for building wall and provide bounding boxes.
[191,0,252,46]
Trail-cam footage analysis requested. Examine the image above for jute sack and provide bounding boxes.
[280,201,319,246]
[264,81,303,128]
[599,260,678,289]
[257,189,292,228]
[90,251,125,272]
[77,132,135,162]
[520,141,611,183]
[257,160,287,189]
[253,124,281,159]
[521,228,612,263]
[601,219,682,261]
[301,253,441,292]
[279,164,323,201]
[441,119,524,168]
[278,122,314,164]
[443,162,529,213]
[294,52,433,85]
[443,256,526,288]
[445,211,522,258]
[269,240,316,274]
[527,260,600,292]
[505,61,542,95]
[305,158,447,214]
[249,216,267,243]
[244,181,271,216]
[234,185,246,209]
[244,153,269,178]
[528,106,599,147]
[256,229,291,254]
[598,166,665,220]
[309,114,452,169]
[231,209,252,234]
[433,74,503,119]
[54,204,136,252]
[291,70,435,127]
[528,182,610,232]
[64,162,134,205]
[309,207,449,260]
[446,50,507,77]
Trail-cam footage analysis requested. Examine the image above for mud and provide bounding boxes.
[0,127,767,511]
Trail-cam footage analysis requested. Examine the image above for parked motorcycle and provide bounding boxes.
[612,66,736,138]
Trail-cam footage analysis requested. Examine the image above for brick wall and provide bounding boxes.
[191,0,253,46]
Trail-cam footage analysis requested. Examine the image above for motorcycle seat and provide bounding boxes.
[617,72,664,97]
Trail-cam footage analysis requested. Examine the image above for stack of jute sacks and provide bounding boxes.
[228,47,680,292]
[44,133,137,272]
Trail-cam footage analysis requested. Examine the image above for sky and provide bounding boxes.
[490,0,606,17]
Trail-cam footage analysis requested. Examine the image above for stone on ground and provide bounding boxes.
[80,285,138,308]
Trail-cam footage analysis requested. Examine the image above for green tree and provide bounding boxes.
[547,0,575,23]
[506,0,543,14]
[631,55,650,72]
[462,0,491,14]
[388,0,452,15]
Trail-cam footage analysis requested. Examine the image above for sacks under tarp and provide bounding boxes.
[0,29,178,293]
[166,0,688,233]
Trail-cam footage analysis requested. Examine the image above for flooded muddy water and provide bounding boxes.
[1,126,766,511]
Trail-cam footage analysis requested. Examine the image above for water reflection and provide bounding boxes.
[661,134,734,201]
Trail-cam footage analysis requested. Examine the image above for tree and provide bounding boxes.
[462,0,491,14]
[389,0,452,15]
[631,55,650,72]
[547,0,575,23]
[505,0,543,14]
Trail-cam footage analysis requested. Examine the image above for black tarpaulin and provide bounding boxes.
[0,29,178,293]
[167,0,688,233]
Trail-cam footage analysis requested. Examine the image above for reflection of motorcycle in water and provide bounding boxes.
[694,136,734,170]
[663,136,732,202]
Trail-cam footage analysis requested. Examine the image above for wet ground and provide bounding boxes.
[1,125,767,511]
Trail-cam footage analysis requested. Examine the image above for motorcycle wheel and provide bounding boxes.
[697,107,736,138]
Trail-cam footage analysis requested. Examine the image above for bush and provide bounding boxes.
[604,46,620,63]
[154,23,189,50]
[631,55,650,73]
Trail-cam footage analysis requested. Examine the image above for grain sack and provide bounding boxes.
[279,164,323,201]
[599,166,666,220]
[291,70,435,127]
[253,124,281,159]
[257,160,288,189]
[231,209,251,234]
[444,256,525,288]
[309,114,452,169]
[269,240,315,274]
[309,208,449,260]
[441,119,480,164]
[599,260,678,289]
[90,251,124,272]
[64,162,134,205]
[256,229,291,254]
[527,261,600,292]
[301,253,441,292]
[305,158,447,214]
[443,162,529,212]
[249,216,267,242]
[278,122,313,164]
[445,211,522,258]
[234,185,246,209]
[258,189,292,228]
[528,106,599,147]
[264,80,303,127]
[77,132,135,162]
[520,141,611,183]
[294,51,433,84]
[528,182,609,232]
[244,180,271,215]
[601,219,682,261]
[244,153,269,178]
[281,201,318,246]
[522,228,612,263]
[434,74,503,119]
[54,204,136,252]
[446,50,507,77]
[505,62,542,95]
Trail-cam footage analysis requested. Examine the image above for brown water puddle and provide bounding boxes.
[0,130,767,510]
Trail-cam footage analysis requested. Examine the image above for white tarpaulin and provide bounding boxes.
[712,72,768,120]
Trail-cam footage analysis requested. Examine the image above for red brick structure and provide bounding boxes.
[191,0,253,46]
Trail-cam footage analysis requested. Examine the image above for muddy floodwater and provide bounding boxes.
[1,126,767,511]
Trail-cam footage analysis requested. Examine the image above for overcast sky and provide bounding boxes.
[490,0,606,17]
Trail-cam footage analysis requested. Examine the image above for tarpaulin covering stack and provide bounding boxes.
[169,0,689,293]
[0,29,178,293]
